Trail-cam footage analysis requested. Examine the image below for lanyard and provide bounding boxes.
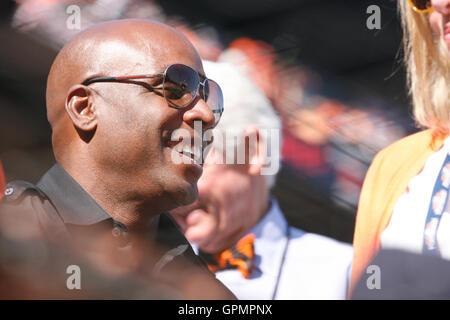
[423,152,450,255]
[271,223,290,300]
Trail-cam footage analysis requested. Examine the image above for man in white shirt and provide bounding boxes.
[171,60,353,300]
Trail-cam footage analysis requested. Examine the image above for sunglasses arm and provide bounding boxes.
[82,73,165,86]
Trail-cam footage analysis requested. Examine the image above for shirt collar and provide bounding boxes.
[35,164,202,271]
[249,198,288,242]
[248,198,289,277]
[37,163,112,226]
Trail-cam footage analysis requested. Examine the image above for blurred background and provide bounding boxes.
[0,0,417,243]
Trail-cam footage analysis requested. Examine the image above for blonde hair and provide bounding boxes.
[399,0,450,133]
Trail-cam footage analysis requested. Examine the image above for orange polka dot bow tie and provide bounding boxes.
[199,233,256,279]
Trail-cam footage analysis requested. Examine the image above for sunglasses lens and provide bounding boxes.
[163,64,199,108]
[204,79,224,125]
[410,0,432,11]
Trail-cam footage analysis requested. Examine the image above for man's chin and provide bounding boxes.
[186,229,218,253]
[195,241,221,255]
[171,181,198,210]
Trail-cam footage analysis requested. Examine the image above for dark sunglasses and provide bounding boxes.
[408,0,433,13]
[82,63,224,126]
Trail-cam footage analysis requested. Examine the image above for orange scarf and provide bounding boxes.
[349,129,447,297]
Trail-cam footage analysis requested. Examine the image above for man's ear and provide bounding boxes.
[245,126,266,176]
[65,84,97,132]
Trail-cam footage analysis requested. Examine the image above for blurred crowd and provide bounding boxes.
[0,0,418,300]
[9,0,411,212]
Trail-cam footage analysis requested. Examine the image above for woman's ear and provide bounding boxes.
[245,126,266,176]
[65,84,97,132]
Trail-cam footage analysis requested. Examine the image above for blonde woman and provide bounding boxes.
[350,0,450,294]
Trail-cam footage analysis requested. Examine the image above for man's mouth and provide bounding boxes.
[164,126,214,168]
[167,142,204,167]
[178,146,202,166]
[167,135,211,166]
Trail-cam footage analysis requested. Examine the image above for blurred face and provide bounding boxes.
[170,150,261,253]
[429,0,450,50]
[92,39,216,213]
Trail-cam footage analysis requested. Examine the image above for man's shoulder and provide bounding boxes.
[268,205,353,258]
[0,180,67,240]
[271,225,353,299]
[2,180,46,203]
[287,226,353,258]
[1,180,52,216]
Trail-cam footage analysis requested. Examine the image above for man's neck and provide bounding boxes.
[61,162,161,235]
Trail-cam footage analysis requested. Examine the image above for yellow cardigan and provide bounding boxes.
[349,129,447,296]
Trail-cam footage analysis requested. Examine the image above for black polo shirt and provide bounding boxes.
[0,164,235,299]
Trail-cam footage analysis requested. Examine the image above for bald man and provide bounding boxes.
[0,19,233,299]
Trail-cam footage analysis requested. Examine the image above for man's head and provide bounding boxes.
[46,20,218,216]
[171,61,281,254]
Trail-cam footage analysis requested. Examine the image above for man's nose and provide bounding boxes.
[183,96,215,131]
[197,175,209,194]
[432,0,450,15]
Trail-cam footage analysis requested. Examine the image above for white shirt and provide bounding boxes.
[381,136,450,259]
[192,199,353,300]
